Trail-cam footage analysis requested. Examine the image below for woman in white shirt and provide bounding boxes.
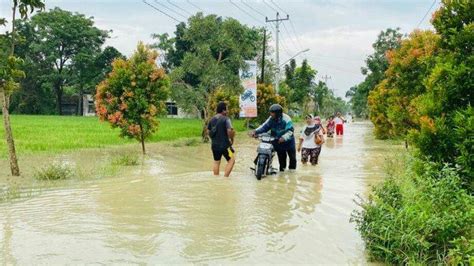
[297,115,325,165]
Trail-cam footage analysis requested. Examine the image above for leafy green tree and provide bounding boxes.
[346,28,402,118]
[96,43,170,154]
[1,0,45,176]
[29,7,108,114]
[252,83,286,124]
[152,13,263,140]
[284,59,317,107]
[72,46,125,114]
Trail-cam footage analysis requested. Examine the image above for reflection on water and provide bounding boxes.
[0,122,394,264]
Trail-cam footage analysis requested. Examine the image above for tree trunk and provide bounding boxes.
[56,83,62,115]
[201,107,209,143]
[1,91,20,176]
[78,88,83,116]
[1,2,20,176]
[139,123,146,154]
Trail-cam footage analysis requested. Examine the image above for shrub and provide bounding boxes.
[34,163,74,180]
[352,159,474,264]
[111,154,139,166]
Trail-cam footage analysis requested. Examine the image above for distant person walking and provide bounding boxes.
[207,102,235,177]
[334,112,346,136]
[326,116,335,138]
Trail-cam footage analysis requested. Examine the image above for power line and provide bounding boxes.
[269,0,286,15]
[266,0,304,51]
[167,0,192,16]
[282,22,299,51]
[263,0,279,13]
[289,19,304,50]
[240,0,275,31]
[153,0,187,20]
[416,0,437,28]
[186,0,203,13]
[143,0,182,23]
[241,0,267,18]
[229,0,265,27]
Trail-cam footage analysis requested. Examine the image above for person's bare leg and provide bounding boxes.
[213,161,221,176]
[224,157,235,177]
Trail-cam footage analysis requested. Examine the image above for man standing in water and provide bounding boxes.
[207,102,235,177]
[251,104,297,172]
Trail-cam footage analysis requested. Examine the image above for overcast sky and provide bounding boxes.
[0,0,439,97]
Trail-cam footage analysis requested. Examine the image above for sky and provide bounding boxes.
[0,0,440,98]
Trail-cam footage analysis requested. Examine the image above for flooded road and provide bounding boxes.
[0,122,394,264]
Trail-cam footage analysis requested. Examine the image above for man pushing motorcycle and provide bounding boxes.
[250,104,297,172]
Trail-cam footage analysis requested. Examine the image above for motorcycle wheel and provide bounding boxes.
[256,155,267,180]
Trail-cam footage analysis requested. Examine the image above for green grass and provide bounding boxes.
[0,115,247,156]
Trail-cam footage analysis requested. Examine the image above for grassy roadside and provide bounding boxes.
[0,115,248,157]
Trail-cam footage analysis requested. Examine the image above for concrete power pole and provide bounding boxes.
[266,12,289,94]
[321,74,332,93]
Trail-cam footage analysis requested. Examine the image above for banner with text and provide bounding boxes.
[239,60,258,118]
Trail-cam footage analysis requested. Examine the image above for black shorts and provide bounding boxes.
[212,147,235,161]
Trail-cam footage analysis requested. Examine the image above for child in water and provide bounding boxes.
[326,116,335,138]
[297,114,325,165]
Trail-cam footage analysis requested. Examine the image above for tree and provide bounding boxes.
[346,28,402,117]
[30,7,108,114]
[96,43,170,154]
[252,83,286,124]
[152,13,263,140]
[0,0,45,176]
[283,59,317,107]
[368,30,440,138]
[72,46,125,115]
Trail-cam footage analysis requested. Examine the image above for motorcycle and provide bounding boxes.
[251,133,278,180]
[241,89,256,102]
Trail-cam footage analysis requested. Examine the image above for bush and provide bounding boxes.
[111,154,140,166]
[352,159,474,264]
[34,163,74,180]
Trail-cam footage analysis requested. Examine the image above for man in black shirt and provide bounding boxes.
[207,102,235,177]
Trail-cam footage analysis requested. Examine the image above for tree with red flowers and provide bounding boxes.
[96,42,170,154]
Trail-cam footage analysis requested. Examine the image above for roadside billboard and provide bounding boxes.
[239,60,258,118]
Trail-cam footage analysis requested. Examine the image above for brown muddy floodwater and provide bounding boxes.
[0,122,394,264]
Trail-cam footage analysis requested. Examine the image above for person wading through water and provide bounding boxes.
[298,114,325,165]
[207,102,235,177]
[251,104,297,172]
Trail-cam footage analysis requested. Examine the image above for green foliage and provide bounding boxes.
[0,115,247,157]
[96,42,170,153]
[252,83,286,124]
[111,154,139,166]
[10,7,109,114]
[346,28,402,118]
[152,13,263,120]
[357,3,474,264]
[208,86,240,118]
[352,160,474,264]
[34,163,74,180]
[284,59,316,106]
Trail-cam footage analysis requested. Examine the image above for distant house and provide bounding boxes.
[166,100,198,118]
[83,94,95,116]
[67,95,197,118]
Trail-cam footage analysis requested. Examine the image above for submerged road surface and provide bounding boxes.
[0,122,391,264]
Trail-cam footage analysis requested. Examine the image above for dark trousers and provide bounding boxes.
[277,147,297,171]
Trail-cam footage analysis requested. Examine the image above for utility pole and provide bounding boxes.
[260,28,266,84]
[321,74,333,94]
[266,12,289,94]
[321,74,331,84]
